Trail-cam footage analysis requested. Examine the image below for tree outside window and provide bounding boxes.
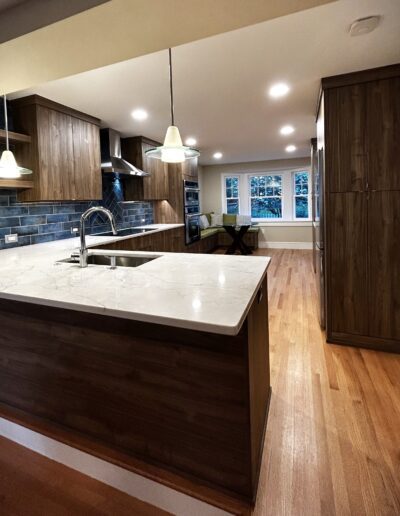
[250,175,282,219]
[293,171,309,219]
[225,177,240,214]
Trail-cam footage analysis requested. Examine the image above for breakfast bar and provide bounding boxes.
[0,226,271,506]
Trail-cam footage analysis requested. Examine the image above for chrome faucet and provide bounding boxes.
[78,207,117,268]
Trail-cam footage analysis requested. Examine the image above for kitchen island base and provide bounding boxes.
[0,277,270,508]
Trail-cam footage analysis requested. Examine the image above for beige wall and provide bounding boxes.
[258,225,312,247]
[199,157,313,248]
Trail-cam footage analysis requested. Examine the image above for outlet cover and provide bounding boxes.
[5,234,18,244]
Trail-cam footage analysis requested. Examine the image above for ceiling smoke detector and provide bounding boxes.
[349,16,381,36]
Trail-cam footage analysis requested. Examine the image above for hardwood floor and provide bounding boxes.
[252,249,400,516]
[0,435,170,516]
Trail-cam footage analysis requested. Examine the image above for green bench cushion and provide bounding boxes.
[200,228,219,239]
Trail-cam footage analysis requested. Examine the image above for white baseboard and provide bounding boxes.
[0,417,230,516]
[259,241,313,250]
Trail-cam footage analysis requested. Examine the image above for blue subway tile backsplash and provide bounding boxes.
[0,175,153,250]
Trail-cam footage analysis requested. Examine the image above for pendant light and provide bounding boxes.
[0,95,32,179]
[146,48,200,164]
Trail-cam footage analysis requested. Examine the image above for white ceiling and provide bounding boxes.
[11,0,400,165]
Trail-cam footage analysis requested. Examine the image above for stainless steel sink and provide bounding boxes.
[58,253,160,268]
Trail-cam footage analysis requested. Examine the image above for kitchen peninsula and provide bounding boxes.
[0,224,270,507]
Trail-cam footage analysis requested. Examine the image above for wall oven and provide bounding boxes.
[183,180,201,245]
[184,180,200,207]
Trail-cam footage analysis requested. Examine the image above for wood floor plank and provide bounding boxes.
[0,435,170,516]
[251,249,400,516]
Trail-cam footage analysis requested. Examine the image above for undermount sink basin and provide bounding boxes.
[58,253,160,268]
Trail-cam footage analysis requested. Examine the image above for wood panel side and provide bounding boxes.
[366,78,400,191]
[368,191,400,344]
[325,86,366,193]
[0,299,253,500]
[72,118,102,200]
[327,192,368,337]
[246,275,270,496]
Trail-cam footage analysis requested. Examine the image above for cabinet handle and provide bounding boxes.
[257,288,263,304]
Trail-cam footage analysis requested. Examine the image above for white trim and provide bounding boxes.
[0,417,230,516]
[256,221,312,227]
[259,241,313,250]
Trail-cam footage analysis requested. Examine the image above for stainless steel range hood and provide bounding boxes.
[100,128,149,176]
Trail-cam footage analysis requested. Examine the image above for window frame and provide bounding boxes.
[222,175,240,215]
[292,170,311,221]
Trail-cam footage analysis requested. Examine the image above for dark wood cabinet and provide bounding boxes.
[152,158,199,225]
[368,191,400,341]
[121,136,169,201]
[11,95,102,202]
[321,64,400,353]
[95,227,185,253]
[328,192,368,336]
[366,78,400,191]
[325,84,366,193]
[181,157,199,180]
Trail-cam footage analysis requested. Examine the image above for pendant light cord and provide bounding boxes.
[168,48,175,126]
[3,95,9,151]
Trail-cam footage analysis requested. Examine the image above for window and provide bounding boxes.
[224,176,240,214]
[249,175,282,219]
[293,171,310,219]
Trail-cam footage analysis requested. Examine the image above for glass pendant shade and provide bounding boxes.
[146,125,199,163]
[0,150,32,178]
[0,95,32,179]
[145,49,200,164]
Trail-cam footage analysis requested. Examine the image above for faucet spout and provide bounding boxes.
[78,207,117,268]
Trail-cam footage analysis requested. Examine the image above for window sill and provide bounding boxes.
[253,221,312,227]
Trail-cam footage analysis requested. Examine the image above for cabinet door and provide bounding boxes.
[328,192,368,336]
[181,157,198,180]
[368,191,400,340]
[37,106,75,200]
[325,85,366,193]
[366,78,400,191]
[142,142,169,200]
[72,118,102,200]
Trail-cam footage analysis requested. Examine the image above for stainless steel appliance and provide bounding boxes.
[100,128,148,176]
[183,180,200,245]
[312,146,325,328]
[184,180,200,206]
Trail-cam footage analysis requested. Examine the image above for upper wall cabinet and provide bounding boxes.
[11,95,102,202]
[121,136,169,201]
[324,84,367,193]
[365,77,400,191]
[181,157,198,180]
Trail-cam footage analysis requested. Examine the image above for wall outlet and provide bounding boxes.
[71,227,79,234]
[5,234,18,244]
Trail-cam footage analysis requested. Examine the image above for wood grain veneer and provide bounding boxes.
[321,64,400,352]
[0,277,270,506]
[11,96,102,202]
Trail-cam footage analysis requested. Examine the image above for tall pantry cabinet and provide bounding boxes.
[319,64,400,353]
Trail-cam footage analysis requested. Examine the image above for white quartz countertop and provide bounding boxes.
[0,223,270,335]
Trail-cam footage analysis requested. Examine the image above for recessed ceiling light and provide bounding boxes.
[285,145,296,153]
[269,83,290,98]
[213,152,223,160]
[131,109,148,121]
[280,125,295,136]
[185,137,197,146]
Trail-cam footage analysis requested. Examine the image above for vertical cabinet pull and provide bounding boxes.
[257,287,263,304]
